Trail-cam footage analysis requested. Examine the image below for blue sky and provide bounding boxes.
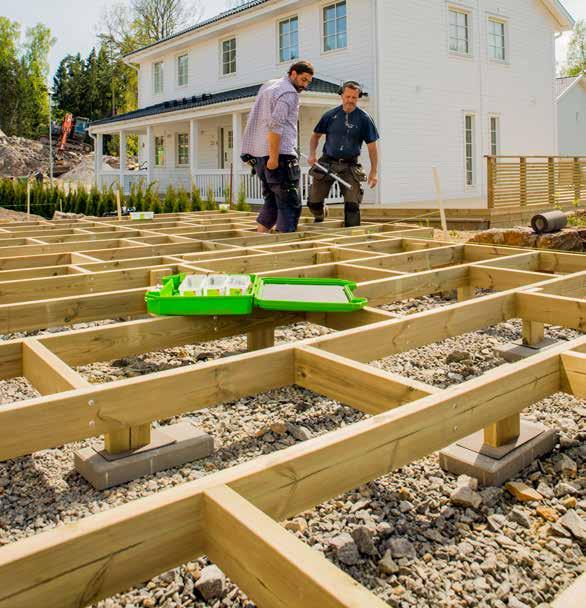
[0,0,584,79]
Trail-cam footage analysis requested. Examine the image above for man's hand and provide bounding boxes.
[307,154,317,166]
[368,171,378,188]
[267,157,279,170]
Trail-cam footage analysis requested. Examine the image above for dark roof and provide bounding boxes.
[90,78,345,127]
[126,0,272,58]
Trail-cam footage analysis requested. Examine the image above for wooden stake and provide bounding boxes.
[116,189,122,221]
[26,180,31,221]
[432,166,448,240]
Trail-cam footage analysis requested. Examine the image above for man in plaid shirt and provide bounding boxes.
[241,61,314,233]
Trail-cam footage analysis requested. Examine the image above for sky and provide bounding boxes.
[0,0,584,79]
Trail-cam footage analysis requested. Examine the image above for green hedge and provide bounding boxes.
[0,179,232,218]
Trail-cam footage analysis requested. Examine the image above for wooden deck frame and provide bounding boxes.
[0,211,583,607]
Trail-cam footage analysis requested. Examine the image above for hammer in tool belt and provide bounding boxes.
[296,149,353,191]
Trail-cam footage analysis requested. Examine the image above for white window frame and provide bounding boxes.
[489,115,500,156]
[463,113,476,188]
[447,4,473,57]
[277,15,299,64]
[154,135,165,167]
[176,52,189,88]
[487,16,507,63]
[153,61,164,95]
[220,36,237,77]
[176,132,190,167]
[321,0,348,54]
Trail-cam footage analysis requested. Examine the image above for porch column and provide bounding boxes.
[119,130,127,191]
[95,133,103,189]
[190,118,198,192]
[145,126,153,186]
[232,111,242,203]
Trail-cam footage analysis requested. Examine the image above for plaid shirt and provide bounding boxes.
[241,77,300,157]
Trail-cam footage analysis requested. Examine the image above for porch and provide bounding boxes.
[91,79,352,205]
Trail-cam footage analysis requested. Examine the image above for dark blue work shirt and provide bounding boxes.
[314,105,379,159]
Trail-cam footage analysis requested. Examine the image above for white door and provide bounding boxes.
[218,128,233,169]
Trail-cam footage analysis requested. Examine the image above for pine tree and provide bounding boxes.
[163,185,176,213]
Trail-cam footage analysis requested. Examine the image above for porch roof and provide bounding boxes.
[90,77,345,128]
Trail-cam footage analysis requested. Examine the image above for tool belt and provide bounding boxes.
[321,155,359,166]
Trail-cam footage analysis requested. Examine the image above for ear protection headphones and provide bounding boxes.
[337,80,364,98]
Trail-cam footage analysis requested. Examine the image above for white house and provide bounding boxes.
[89,0,575,209]
[557,74,586,157]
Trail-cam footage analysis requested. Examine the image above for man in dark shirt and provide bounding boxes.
[307,81,379,227]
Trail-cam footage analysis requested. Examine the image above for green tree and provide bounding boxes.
[0,18,21,135]
[566,20,586,77]
[18,24,55,139]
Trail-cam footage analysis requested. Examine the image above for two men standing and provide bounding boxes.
[241,63,379,233]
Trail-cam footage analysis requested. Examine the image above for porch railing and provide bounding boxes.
[193,168,344,205]
[487,155,586,209]
[100,167,344,205]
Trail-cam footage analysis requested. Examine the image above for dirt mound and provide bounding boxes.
[58,154,119,186]
[0,131,86,179]
[0,206,45,222]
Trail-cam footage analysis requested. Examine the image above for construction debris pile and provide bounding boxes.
[0,129,120,183]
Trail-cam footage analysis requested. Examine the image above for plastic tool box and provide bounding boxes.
[145,273,255,316]
[253,277,367,312]
[145,274,367,316]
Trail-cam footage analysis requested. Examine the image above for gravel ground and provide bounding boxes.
[0,302,584,608]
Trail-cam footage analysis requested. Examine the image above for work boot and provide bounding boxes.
[308,202,327,223]
[344,202,360,227]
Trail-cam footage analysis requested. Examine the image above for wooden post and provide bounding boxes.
[522,319,544,346]
[548,156,555,206]
[484,414,521,448]
[26,179,31,220]
[484,318,544,448]
[457,286,474,302]
[247,326,275,351]
[116,189,122,221]
[432,166,448,240]
[574,157,582,205]
[487,156,495,208]
[519,157,527,207]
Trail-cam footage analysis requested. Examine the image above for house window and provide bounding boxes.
[176,133,189,166]
[153,62,164,94]
[488,19,506,61]
[177,54,188,87]
[155,136,165,166]
[228,130,233,149]
[449,8,470,55]
[222,38,236,75]
[279,16,299,62]
[490,116,499,156]
[464,114,475,186]
[323,1,347,52]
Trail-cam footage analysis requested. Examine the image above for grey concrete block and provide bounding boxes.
[495,338,559,363]
[74,422,214,490]
[439,420,557,487]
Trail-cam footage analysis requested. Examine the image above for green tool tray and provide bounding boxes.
[145,273,256,316]
[253,277,367,312]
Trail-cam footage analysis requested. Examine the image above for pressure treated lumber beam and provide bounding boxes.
[355,265,469,305]
[295,346,437,414]
[560,351,586,397]
[313,291,517,363]
[38,310,302,367]
[0,347,295,461]
[203,484,387,608]
[22,339,90,396]
[1,335,581,608]
[516,291,586,331]
[0,287,148,333]
[469,266,553,291]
